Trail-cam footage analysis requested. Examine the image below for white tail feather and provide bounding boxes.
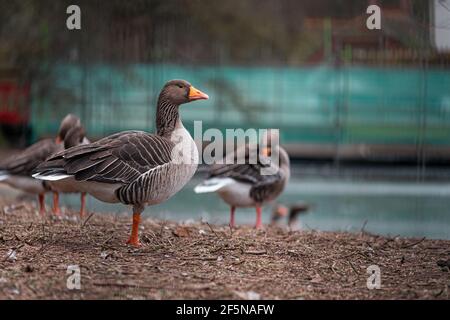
[32,173,72,181]
[0,172,10,181]
[194,177,235,193]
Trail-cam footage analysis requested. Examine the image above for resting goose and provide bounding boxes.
[271,202,311,227]
[0,114,84,215]
[33,80,209,246]
[194,131,290,229]
[270,204,289,226]
[287,202,311,228]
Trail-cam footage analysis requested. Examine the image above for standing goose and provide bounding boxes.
[33,80,209,246]
[48,122,91,217]
[194,131,290,229]
[0,114,84,215]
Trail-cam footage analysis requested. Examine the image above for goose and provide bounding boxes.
[194,130,290,229]
[287,202,311,228]
[270,204,289,226]
[47,122,91,217]
[33,80,209,246]
[271,202,311,228]
[0,114,85,215]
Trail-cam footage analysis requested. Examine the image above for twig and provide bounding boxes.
[232,259,245,266]
[93,282,159,290]
[341,251,357,259]
[242,249,267,255]
[402,237,426,249]
[159,220,166,237]
[81,213,95,228]
[206,222,219,238]
[348,261,360,275]
[330,262,339,275]
[210,246,224,253]
[180,256,218,261]
[380,238,395,249]
[101,233,115,246]
[360,220,368,233]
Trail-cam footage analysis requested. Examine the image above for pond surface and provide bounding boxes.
[57,167,450,240]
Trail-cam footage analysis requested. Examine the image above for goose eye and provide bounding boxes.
[177,84,183,89]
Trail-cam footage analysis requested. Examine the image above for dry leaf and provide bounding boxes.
[173,226,190,237]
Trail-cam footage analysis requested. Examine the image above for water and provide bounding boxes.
[57,169,450,240]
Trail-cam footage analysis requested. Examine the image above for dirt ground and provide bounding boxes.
[0,196,449,300]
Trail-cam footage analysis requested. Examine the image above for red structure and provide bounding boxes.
[0,81,30,126]
[0,70,32,147]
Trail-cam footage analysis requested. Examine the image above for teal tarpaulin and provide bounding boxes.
[31,64,450,146]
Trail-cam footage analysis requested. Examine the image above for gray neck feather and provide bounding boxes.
[277,147,291,179]
[156,91,180,137]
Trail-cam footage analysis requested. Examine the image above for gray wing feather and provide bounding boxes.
[207,145,284,203]
[34,131,174,184]
[0,139,60,176]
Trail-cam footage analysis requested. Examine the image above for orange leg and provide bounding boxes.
[79,193,86,218]
[127,206,142,246]
[229,206,236,228]
[52,192,61,216]
[255,206,263,229]
[38,193,46,216]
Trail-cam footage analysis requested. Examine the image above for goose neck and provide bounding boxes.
[156,95,180,138]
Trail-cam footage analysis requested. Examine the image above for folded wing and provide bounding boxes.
[0,139,60,176]
[34,130,174,185]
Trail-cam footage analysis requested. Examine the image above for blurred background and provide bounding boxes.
[1,0,450,238]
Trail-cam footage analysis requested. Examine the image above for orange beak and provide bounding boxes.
[261,147,271,157]
[188,85,209,101]
[277,205,289,217]
[55,136,62,144]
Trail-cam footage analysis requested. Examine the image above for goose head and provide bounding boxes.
[64,125,87,149]
[56,114,81,144]
[160,79,209,106]
[260,129,290,169]
[271,204,289,225]
[271,202,311,227]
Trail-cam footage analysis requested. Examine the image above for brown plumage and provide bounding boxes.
[288,202,311,227]
[0,139,61,178]
[271,202,311,227]
[0,114,86,215]
[195,131,290,229]
[207,148,287,204]
[33,80,209,246]
[37,130,173,185]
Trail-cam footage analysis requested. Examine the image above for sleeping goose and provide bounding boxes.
[0,114,84,215]
[33,80,209,246]
[194,130,290,229]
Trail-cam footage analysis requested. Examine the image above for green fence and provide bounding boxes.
[30,64,450,148]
